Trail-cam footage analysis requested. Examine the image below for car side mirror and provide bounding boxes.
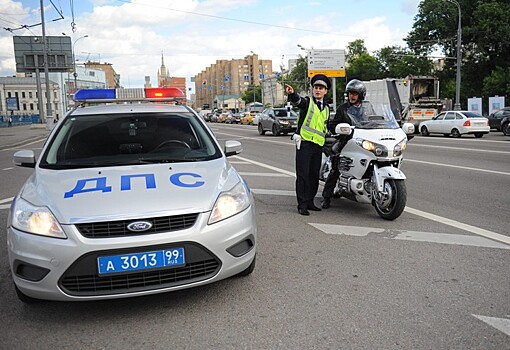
[401,122,415,135]
[13,149,36,168]
[334,123,352,135]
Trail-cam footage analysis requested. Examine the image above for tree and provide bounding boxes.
[346,39,368,62]
[375,46,434,78]
[406,0,510,108]
[241,85,261,104]
[346,52,384,81]
[285,55,308,93]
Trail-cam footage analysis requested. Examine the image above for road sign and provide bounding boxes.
[260,74,264,80]
[225,75,230,82]
[307,49,345,78]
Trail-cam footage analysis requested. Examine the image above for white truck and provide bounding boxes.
[363,75,443,129]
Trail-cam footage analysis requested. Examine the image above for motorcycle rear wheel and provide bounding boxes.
[373,179,407,220]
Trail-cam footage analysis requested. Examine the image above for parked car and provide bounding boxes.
[419,110,490,138]
[487,107,510,131]
[7,87,257,302]
[240,111,257,125]
[252,112,262,126]
[258,108,298,136]
[217,111,232,123]
[226,112,241,124]
[501,115,510,136]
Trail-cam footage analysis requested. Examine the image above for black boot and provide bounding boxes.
[321,197,331,209]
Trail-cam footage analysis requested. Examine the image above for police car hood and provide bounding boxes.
[20,158,241,224]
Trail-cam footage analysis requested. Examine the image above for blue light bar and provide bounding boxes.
[75,89,115,101]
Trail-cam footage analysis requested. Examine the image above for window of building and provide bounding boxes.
[22,91,26,98]
[54,91,58,99]
[15,92,19,98]
[8,92,12,98]
[29,91,33,98]
[23,103,27,110]
[30,103,34,110]
[89,71,95,77]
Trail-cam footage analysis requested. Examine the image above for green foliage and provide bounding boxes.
[405,0,510,108]
[346,52,384,81]
[285,55,308,93]
[241,85,261,104]
[346,39,368,62]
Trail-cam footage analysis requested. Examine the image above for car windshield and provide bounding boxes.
[274,109,297,118]
[40,112,222,169]
[346,101,400,129]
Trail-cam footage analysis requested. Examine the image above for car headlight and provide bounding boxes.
[11,197,66,239]
[278,120,289,125]
[355,138,388,157]
[393,138,407,157]
[208,181,250,224]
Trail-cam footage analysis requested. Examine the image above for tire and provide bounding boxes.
[451,128,461,138]
[420,126,429,136]
[272,124,279,136]
[503,123,510,136]
[474,133,483,138]
[237,255,256,277]
[15,284,40,304]
[373,179,407,220]
[258,123,266,135]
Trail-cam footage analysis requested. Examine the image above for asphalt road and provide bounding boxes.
[0,124,509,349]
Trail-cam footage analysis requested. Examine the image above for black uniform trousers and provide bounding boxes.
[295,140,323,210]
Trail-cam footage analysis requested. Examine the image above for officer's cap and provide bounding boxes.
[311,74,331,90]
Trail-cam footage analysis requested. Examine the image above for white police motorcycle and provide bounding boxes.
[319,102,415,220]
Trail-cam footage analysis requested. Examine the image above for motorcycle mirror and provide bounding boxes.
[335,123,352,135]
[401,123,415,135]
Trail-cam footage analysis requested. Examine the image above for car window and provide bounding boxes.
[444,112,455,120]
[41,112,221,168]
[464,112,483,118]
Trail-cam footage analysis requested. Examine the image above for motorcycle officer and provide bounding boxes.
[321,79,367,209]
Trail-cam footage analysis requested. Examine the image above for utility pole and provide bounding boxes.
[40,0,53,130]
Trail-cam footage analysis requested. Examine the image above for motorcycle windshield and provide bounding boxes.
[346,102,400,129]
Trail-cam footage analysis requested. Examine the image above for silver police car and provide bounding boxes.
[7,88,256,302]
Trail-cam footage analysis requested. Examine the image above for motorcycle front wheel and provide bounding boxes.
[373,179,407,220]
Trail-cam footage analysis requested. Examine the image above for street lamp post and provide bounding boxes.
[446,0,462,110]
[297,44,309,94]
[72,35,88,94]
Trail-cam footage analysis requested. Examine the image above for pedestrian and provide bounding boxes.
[8,116,12,127]
[285,74,331,216]
[321,79,366,209]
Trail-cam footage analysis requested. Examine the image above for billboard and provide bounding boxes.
[13,36,73,73]
[6,97,19,111]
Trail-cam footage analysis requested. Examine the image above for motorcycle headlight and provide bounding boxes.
[393,138,407,157]
[355,138,388,157]
[11,197,66,239]
[208,181,251,224]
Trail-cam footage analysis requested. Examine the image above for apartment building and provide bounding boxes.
[194,53,272,110]
[84,61,120,88]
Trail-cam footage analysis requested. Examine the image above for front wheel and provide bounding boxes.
[258,123,266,135]
[420,126,429,136]
[373,179,407,220]
[502,122,510,136]
[451,128,461,138]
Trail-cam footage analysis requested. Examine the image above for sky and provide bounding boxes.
[0,0,422,96]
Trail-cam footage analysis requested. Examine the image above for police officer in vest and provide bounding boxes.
[285,74,331,216]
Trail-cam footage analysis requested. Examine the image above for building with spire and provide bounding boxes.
[157,52,186,93]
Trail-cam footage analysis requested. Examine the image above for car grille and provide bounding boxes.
[59,243,221,296]
[75,213,199,238]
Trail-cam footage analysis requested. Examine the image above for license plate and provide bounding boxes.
[97,248,185,275]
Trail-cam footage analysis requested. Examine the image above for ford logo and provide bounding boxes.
[127,221,153,232]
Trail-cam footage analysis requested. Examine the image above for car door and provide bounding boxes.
[428,113,444,133]
[260,109,270,130]
[441,111,456,133]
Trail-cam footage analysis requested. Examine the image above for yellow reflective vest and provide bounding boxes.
[298,100,329,146]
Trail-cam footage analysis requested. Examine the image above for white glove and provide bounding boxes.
[291,133,302,150]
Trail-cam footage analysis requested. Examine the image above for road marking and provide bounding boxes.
[0,197,13,204]
[405,207,510,246]
[1,137,47,151]
[235,155,296,177]
[473,315,510,336]
[411,143,510,154]
[309,224,510,250]
[405,159,510,176]
[2,167,14,171]
[0,197,13,210]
